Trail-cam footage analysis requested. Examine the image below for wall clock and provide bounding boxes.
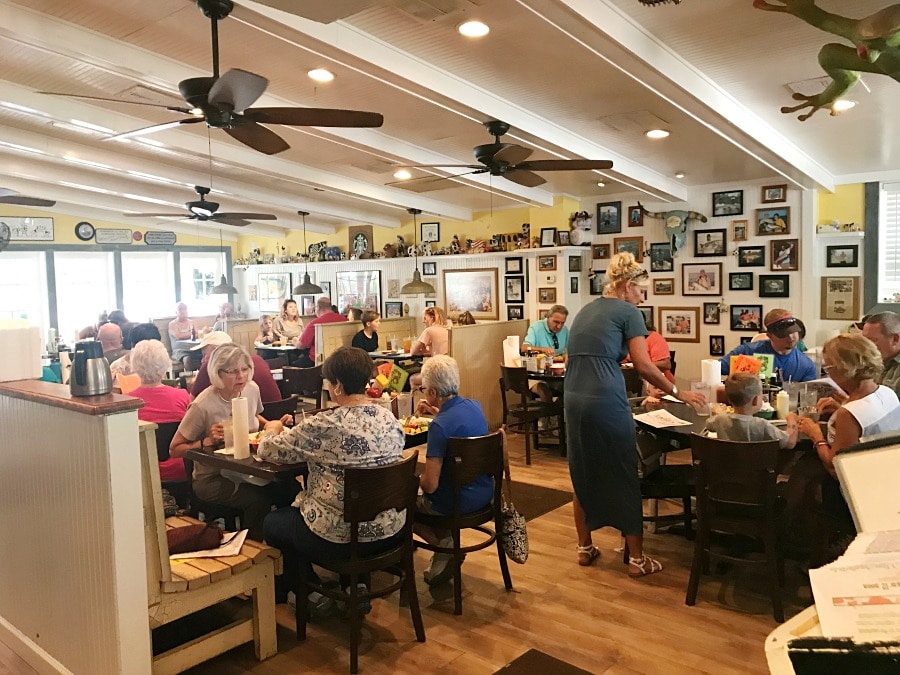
[75,221,95,241]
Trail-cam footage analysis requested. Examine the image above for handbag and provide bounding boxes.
[166,522,223,555]
[499,428,529,564]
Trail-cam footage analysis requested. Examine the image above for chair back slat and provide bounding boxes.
[344,450,420,527]
[282,365,324,398]
[690,433,779,506]
[264,357,285,370]
[262,395,298,421]
[447,432,504,487]
[154,421,181,463]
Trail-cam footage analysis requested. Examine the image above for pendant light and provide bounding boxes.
[210,228,238,295]
[292,210,323,295]
[400,207,436,295]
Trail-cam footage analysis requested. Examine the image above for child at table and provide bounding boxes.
[704,372,799,448]
[256,315,275,345]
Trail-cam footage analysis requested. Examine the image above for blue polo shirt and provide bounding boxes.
[719,340,816,382]
[425,396,491,514]
[524,319,569,356]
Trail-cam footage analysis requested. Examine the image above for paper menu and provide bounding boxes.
[632,409,693,428]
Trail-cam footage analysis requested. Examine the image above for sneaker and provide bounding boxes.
[424,552,455,587]
[307,591,340,619]
[342,582,372,616]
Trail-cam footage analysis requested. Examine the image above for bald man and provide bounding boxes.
[97,323,128,362]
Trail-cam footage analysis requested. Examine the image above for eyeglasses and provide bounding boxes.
[413,385,426,393]
[766,316,799,339]
[219,366,251,376]
[821,364,835,374]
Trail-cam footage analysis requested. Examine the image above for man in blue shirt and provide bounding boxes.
[719,309,816,382]
[523,304,569,356]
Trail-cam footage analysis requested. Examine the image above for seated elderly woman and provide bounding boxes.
[259,346,405,614]
[414,355,490,587]
[128,339,191,483]
[170,344,291,540]
[109,322,162,378]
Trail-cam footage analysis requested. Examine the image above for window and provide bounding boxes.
[878,182,900,301]
[0,252,48,332]
[180,252,226,315]
[55,252,116,342]
[122,251,175,321]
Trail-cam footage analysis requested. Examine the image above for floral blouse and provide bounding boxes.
[257,403,405,543]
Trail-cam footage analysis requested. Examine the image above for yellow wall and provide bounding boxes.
[817,183,865,229]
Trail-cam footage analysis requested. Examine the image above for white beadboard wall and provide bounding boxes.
[0,395,150,674]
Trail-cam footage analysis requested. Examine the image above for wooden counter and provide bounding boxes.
[0,379,143,415]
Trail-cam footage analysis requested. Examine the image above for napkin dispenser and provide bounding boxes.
[70,340,112,396]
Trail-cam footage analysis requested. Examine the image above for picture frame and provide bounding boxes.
[694,229,726,257]
[443,268,499,320]
[649,242,673,272]
[682,262,722,296]
[711,189,743,217]
[538,287,557,303]
[425,300,436,308]
[613,236,643,262]
[761,184,787,204]
[729,272,754,291]
[770,239,799,271]
[505,257,523,274]
[348,224,373,259]
[760,274,790,298]
[422,261,437,276]
[592,243,610,260]
[557,230,570,246]
[420,221,440,243]
[388,278,400,298]
[653,278,675,295]
[627,205,643,227]
[248,284,258,301]
[658,306,700,343]
[540,227,558,247]
[756,207,791,235]
[538,255,557,271]
[568,255,582,272]
[538,309,551,321]
[596,201,622,234]
[4,216,54,241]
[821,276,860,320]
[570,276,579,293]
[318,281,331,300]
[505,276,525,303]
[732,219,749,242]
[336,270,381,313]
[507,305,524,321]
[738,245,766,267]
[258,273,292,312]
[638,306,654,328]
[709,335,725,356]
[299,295,316,316]
[703,302,721,324]
[730,305,763,332]
[589,272,604,296]
[741,336,753,345]
[826,244,859,268]
[384,301,403,319]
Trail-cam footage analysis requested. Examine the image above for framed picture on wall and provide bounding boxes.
[538,287,557,303]
[658,306,700,343]
[649,242,673,272]
[505,276,525,303]
[384,301,403,318]
[570,276,579,293]
[540,227,557,247]
[682,262,721,295]
[613,236,643,262]
[821,276,859,320]
[653,278,675,295]
[589,272,604,295]
[557,230,570,246]
[507,305,524,320]
[628,205,643,227]
[694,229,726,257]
[756,207,791,235]
[336,270,381,313]
[592,243,610,260]
[703,302,721,324]
[299,295,316,316]
[709,335,725,356]
[738,246,765,267]
[761,184,787,203]
[760,274,789,298]
[729,272,754,291]
[770,239,799,271]
[538,309,551,320]
[730,305,763,331]
[420,221,440,243]
[568,256,582,272]
[597,201,622,234]
[443,268,499,320]
[732,219,749,242]
[711,189,743,217]
[505,257,523,274]
[639,306,654,328]
[826,245,858,268]
[422,261,437,276]
[258,273,291,313]
[318,281,331,300]
[425,300,436,308]
[538,255,557,271]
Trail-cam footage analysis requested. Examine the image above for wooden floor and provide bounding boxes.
[0,435,810,674]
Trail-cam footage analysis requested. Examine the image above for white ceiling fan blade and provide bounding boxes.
[209,69,268,113]
[105,117,204,141]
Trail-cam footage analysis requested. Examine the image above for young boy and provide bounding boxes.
[705,372,799,448]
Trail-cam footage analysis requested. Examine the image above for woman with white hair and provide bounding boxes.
[566,253,705,576]
[414,355,490,587]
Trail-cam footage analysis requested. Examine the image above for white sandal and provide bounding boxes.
[628,554,663,577]
[576,545,601,567]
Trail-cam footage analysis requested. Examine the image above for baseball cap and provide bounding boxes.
[191,331,233,350]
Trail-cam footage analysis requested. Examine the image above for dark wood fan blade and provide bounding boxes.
[211,217,251,227]
[38,91,192,114]
[386,169,486,191]
[0,196,56,207]
[515,159,614,171]
[224,121,290,155]
[106,117,205,141]
[493,144,532,165]
[504,169,546,188]
[397,164,481,169]
[208,69,268,113]
[244,107,383,128]
[215,213,277,220]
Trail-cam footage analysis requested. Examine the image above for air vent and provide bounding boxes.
[393,0,485,23]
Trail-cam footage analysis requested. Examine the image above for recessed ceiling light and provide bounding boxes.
[596,181,605,188]
[308,68,334,83]
[458,20,489,37]
[832,99,856,112]
[645,129,670,139]
[393,169,412,180]
[674,171,685,179]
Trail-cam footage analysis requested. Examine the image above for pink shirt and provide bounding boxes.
[131,385,191,481]
[416,325,449,356]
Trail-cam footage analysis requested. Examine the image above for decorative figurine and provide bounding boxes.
[383,242,397,258]
[396,234,408,256]
[451,234,462,254]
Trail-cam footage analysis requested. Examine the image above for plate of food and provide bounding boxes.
[400,415,431,435]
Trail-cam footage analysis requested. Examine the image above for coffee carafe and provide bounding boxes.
[70,340,112,396]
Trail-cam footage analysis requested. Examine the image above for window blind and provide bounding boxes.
[879,182,900,301]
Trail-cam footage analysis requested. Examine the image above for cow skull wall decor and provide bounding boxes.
[637,202,708,257]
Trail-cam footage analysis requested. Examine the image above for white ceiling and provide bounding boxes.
[0,0,897,237]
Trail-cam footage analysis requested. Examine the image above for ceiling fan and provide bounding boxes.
[391,120,614,188]
[0,188,56,207]
[123,185,277,227]
[39,0,384,155]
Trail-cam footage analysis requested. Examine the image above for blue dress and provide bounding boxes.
[565,297,647,534]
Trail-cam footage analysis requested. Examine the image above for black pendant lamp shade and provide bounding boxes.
[293,210,324,295]
[210,228,238,295]
[400,207,436,295]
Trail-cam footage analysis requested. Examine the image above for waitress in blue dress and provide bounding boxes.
[565,253,705,576]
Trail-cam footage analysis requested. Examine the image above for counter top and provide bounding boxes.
[0,379,143,416]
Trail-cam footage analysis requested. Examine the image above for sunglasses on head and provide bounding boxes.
[766,316,799,339]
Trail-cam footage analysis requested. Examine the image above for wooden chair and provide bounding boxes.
[281,365,325,411]
[263,356,285,370]
[635,427,695,537]
[669,350,677,376]
[414,432,513,615]
[155,421,190,509]
[622,366,643,397]
[182,457,244,531]
[262,395,299,424]
[685,433,785,622]
[295,450,424,674]
[499,365,564,465]
[139,422,280,674]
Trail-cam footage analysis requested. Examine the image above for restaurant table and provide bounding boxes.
[368,351,419,361]
[185,448,307,482]
[173,339,203,368]
[255,342,309,366]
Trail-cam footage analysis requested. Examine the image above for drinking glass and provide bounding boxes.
[222,419,234,451]
[689,380,711,417]
[799,389,818,415]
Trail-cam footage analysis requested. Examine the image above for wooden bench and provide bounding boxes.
[139,421,281,674]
